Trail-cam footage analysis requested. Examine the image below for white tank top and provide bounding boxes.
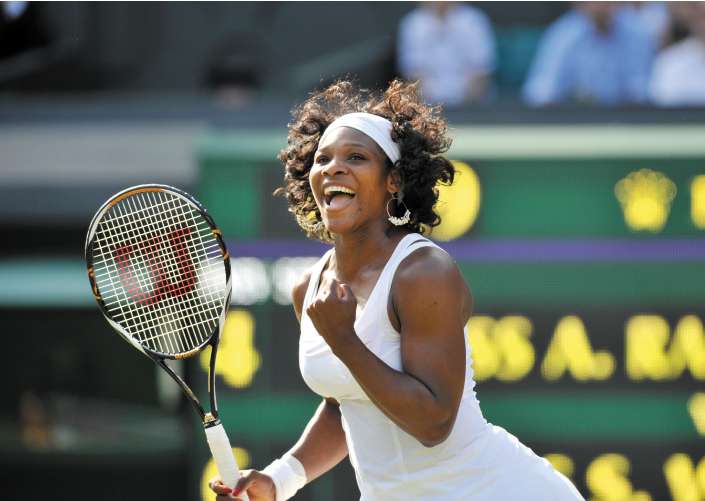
[299,233,585,501]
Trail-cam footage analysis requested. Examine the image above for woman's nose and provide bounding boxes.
[321,155,348,176]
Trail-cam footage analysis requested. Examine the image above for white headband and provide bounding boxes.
[318,112,401,164]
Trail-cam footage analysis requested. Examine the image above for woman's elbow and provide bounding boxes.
[416,416,455,448]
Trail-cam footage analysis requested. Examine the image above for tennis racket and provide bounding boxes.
[84,184,248,499]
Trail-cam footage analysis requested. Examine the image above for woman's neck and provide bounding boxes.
[331,225,411,282]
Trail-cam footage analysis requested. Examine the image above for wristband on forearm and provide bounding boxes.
[261,454,307,501]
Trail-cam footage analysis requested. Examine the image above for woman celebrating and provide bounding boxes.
[211,80,583,500]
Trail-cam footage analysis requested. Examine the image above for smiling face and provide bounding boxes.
[310,126,397,236]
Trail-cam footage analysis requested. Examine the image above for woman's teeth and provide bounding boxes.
[324,186,356,205]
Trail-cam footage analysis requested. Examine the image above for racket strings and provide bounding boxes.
[94,194,214,353]
[93,193,219,290]
[95,192,220,353]
[91,190,227,355]
[105,193,222,311]
[93,202,220,306]
[107,191,221,352]
[108,194,214,353]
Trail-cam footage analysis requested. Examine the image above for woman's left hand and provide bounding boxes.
[306,277,358,354]
[209,471,275,500]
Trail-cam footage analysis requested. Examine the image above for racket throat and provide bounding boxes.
[203,412,221,428]
[155,358,209,421]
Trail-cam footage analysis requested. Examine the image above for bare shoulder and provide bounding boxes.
[292,266,314,323]
[392,245,473,321]
[396,245,457,280]
[394,245,463,290]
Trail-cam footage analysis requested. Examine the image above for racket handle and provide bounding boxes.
[204,422,250,501]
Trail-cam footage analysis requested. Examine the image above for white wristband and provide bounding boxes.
[261,454,307,501]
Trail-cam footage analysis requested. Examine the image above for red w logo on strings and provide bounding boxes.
[114,227,196,306]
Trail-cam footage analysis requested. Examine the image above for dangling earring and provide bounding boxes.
[387,192,411,226]
[296,212,324,233]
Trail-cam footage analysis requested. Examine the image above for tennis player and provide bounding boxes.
[210,79,584,500]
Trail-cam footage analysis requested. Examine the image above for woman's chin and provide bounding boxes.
[323,223,347,236]
[323,217,355,236]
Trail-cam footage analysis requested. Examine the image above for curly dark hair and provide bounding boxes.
[275,78,455,242]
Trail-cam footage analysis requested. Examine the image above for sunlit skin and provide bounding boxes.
[210,125,473,500]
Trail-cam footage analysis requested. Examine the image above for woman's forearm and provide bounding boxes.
[332,336,454,447]
[286,398,348,482]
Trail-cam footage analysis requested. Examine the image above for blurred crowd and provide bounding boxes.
[398,1,705,107]
[2,1,705,108]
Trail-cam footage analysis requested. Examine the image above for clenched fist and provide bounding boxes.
[306,277,358,354]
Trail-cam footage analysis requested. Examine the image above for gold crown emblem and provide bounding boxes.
[615,168,677,232]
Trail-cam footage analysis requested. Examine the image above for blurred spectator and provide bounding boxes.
[650,2,705,106]
[397,1,495,106]
[523,2,654,106]
[620,2,671,48]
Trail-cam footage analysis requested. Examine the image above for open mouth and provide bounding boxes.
[323,186,356,210]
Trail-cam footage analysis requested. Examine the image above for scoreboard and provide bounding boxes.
[192,124,705,501]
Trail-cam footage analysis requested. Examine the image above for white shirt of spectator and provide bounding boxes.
[650,37,705,106]
[397,4,495,106]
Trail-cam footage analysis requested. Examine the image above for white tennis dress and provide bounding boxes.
[299,233,584,500]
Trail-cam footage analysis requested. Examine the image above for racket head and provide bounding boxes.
[85,184,231,360]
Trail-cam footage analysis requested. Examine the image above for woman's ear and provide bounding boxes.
[386,169,402,194]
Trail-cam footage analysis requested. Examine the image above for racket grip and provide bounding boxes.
[204,422,249,501]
